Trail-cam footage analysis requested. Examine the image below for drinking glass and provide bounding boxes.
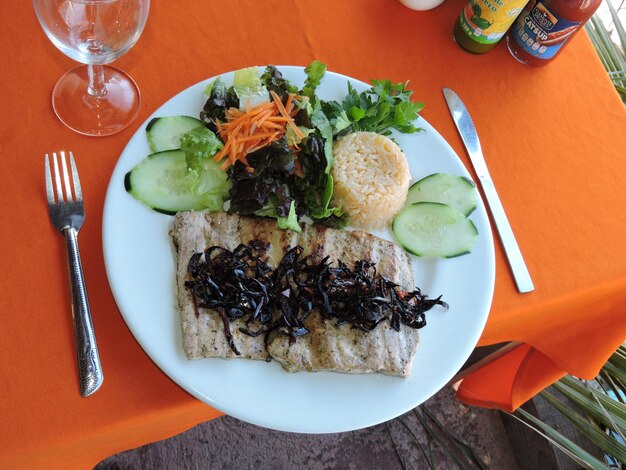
[33,0,150,136]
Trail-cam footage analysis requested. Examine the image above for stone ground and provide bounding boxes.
[95,386,520,469]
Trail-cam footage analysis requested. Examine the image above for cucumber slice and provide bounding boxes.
[125,150,228,214]
[146,116,204,153]
[392,202,478,258]
[407,173,477,216]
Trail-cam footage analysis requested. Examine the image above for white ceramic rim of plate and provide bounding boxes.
[102,65,495,433]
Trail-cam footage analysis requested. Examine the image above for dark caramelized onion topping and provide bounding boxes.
[184,241,447,355]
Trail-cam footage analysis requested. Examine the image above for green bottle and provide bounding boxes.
[453,0,530,53]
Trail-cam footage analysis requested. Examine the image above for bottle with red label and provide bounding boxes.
[506,0,602,65]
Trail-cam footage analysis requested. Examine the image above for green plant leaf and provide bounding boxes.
[539,390,626,464]
[586,11,626,102]
[589,16,618,71]
[600,369,626,404]
[586,23,614,71]
[560,375,626,421]
[553,379,626,436]
[413,408,471,470]
[396,417,434,469]
[608,347,626,371]
[605,0,626,53]
[513,408,610,470]
[592,16,626,72]
[420,406,488,470]
[384,421,407,470]
[615,84,626,97]
[604,361,626,385]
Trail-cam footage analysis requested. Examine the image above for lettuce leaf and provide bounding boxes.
[227,138,296,219]
[308,174,343,220]
[180,127,223,171]
[261,65,298,100]
[285,125,314,146]
[233,67,262,92]
[277,201,301,232]
[301,60,327,100]
[200,77,239,132]
[179,127,229,207]
[232,66,270,110]
[294,135,343,222]
[310,102,334,174]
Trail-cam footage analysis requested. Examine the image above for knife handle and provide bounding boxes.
[479,176,535,293]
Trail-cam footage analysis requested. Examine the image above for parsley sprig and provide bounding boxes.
[322,80,424,136]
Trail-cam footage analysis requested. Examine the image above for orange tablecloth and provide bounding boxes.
[2,0,625,468]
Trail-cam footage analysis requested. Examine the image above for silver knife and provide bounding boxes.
[443,87,534,293]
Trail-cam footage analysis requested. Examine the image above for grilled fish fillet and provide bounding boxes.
[170,211,418,377]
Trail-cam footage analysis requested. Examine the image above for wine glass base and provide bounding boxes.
[52,65,141,137]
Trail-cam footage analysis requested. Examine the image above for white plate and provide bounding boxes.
[103,66,495,433]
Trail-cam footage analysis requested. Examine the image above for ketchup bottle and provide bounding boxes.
[506,0,601,65]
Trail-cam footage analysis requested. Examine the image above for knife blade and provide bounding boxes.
[442,87,534,293]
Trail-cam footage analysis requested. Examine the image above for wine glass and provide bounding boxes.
[33,0,150,136]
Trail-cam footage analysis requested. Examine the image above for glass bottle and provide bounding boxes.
[506,0,602,65]
[453,0,531,53]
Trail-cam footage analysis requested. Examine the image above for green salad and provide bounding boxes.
[125,60,424,232]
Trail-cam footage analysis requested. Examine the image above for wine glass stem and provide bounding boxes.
[87,64,107,98]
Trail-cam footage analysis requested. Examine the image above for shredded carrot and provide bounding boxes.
[293,158,304,178]
[237,132,277,143]
[258,121,283,130]
[255,109,275,126]
[270,90,305,140]
[264,116,293,123]
[212,92,303,172]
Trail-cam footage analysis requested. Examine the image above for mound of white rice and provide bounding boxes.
[331,132,410,229]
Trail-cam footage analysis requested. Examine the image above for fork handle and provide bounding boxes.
[64,227,104,397]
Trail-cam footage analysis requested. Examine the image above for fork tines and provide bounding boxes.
[45,151,82,205]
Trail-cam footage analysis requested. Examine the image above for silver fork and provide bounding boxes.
[45,151,103,397]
